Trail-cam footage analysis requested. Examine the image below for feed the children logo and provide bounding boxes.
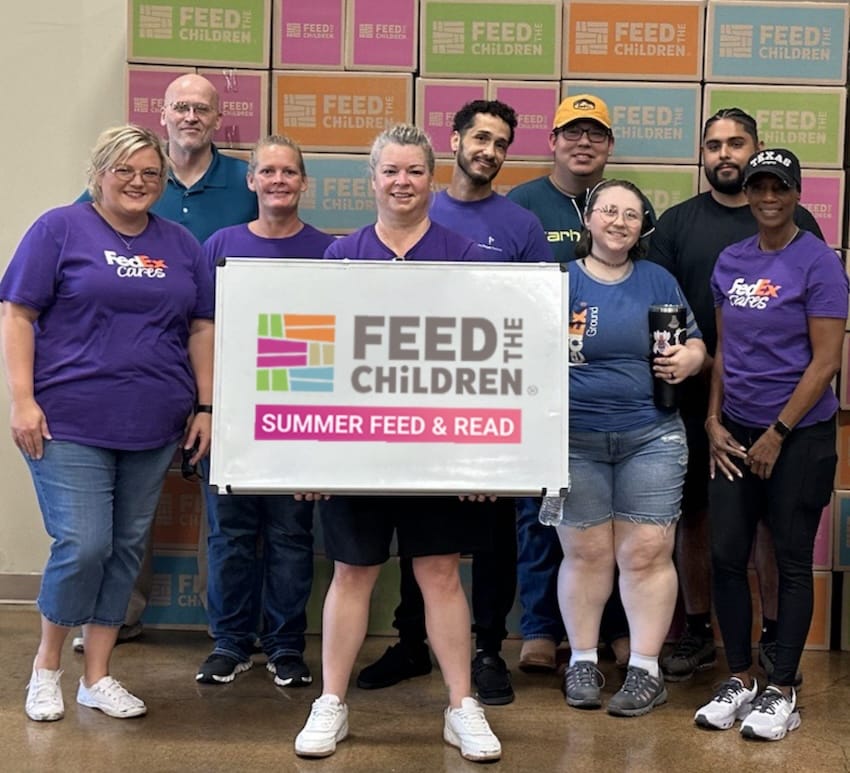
[256,313,335,392]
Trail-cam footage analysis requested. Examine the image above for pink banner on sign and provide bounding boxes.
[255,404,522,443]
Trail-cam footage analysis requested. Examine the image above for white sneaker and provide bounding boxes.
[694,677,758,730]
[740,686,801,740]
[77,676,147,718]
[443,697,501,762]
[295,694,349,757]
[25,666,64,721]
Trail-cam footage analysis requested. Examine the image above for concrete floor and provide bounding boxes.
[5,605,850,773]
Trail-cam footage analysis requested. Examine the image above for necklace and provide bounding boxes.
[759,227,799,253]
[588,252,629,269]
[92,203,146,252]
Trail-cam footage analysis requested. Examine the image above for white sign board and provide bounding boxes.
[210,259,569,496]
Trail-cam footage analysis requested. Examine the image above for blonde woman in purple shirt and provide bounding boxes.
[2,125,214,723]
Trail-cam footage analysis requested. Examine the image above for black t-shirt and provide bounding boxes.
[647,191,823,356]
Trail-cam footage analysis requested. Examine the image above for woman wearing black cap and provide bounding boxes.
[696,149,848,740]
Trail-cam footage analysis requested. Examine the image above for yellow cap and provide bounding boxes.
[553,94,611,131]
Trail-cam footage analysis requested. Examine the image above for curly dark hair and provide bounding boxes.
[451,100,518,147]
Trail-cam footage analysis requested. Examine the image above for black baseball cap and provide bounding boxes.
[742,148,801,191]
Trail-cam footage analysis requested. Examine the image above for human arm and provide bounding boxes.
[0,302,51,459]
[185,317,214,463]
[745,316,844,479]
[704,311,747,481]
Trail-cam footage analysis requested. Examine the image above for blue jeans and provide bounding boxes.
[206,492,314,662]
[26,440,175,627]
[516,497,566,642]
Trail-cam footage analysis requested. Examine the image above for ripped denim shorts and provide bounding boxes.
[561,414,687,529]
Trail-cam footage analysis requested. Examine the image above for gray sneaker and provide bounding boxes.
[607,666,667,717]
[661,632,716,681]
[563,661,605,709]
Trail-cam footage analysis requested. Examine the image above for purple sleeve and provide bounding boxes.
[323,237,344,259]
[805,249,849,319]
[0,216,61,311]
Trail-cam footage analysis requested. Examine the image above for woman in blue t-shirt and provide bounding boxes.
[553,180,705,716]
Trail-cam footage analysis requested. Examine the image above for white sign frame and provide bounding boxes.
[210,259,569,496]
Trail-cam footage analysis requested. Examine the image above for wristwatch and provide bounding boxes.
[772,419,791,439]
[195,404,213,415]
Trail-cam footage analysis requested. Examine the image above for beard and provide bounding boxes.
[705,163,744,195]
[457,149,499,186]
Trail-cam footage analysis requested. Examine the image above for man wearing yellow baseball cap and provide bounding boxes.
[507,94,615,263]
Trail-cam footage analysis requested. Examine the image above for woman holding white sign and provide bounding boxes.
[554,179,705,717]
[294,124,501,763]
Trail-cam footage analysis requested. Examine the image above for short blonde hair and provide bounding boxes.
[86,125,169,202]
[248,134,306,176]
[368,124,435,177]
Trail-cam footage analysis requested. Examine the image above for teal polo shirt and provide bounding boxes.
[76,145,257,243]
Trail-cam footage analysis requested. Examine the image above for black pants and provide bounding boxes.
[709,416,835,686]
[394,497,517,653]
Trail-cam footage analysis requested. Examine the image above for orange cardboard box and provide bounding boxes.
[271,71,413,152]
[434,159,550,196]
[837,411,850,488]
[151,471,203,550]
[563,0,705,81]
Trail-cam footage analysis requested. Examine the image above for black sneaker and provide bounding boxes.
[661,631,716,681]
[196,653,253,684]
[472,652,514,706]
[267,656,312,687]
[607,666,667,717]
[563,661,605,709]
[356,642,432,689]
[758,641,803,689]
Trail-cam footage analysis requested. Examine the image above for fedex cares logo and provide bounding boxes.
[726,277,781,310]
[104,250,167,279]
[256,313,335,393]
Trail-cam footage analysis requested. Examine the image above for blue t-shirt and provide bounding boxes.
[0,203,214,450]
[429,190,552,262]
[77,145,258,243]
[568,259,701,432]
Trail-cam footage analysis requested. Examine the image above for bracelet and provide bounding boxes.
[195,404,213,414]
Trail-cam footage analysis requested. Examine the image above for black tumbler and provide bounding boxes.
[649,304,686,410]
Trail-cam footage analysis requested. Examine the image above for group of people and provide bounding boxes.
[4,72,845,761]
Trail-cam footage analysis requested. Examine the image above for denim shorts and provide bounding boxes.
[26,439,176,627]
[561,415,687,529]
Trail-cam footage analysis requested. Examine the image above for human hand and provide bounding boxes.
[10,397,51,459]
[184,411,211,464]
[705,416,747,481]
[652,343,702,385]
[744,429,783,480]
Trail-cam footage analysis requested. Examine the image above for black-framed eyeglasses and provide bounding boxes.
[558,125,610,143]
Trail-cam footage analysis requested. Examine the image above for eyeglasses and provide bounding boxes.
[590,206,644,225]
[109,166,162,183]
[169,101,215,116]
[559,125,610,143]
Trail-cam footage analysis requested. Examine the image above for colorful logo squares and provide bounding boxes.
[257,313,335,392]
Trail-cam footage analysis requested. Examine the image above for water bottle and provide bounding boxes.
[538,496,565,526]
[649,304,687,410]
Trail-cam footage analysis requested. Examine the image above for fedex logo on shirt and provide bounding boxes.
[726,276,782,310]
[103,250,168,279]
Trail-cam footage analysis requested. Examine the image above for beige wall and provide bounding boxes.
[0,1,125,586]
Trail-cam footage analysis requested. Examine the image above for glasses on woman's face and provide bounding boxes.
[559,125,610,143]
[590,206,644,225]
[109,166,162,184]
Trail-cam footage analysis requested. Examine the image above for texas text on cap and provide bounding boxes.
[742,148,802,191]
[553,94,612,131]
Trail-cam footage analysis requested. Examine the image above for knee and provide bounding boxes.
[330,562,377,594]
[413,555,462,597]
[67,536,112,574]
[618,539,672,575]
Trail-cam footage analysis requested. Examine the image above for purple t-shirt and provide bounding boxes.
[711,230,849,428]
[203,222,335,265]
[323,221,488,261]
[0,203,214,450]
[429,189,552,262]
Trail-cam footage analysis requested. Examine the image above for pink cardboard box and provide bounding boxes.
[488,81,560,160]
[127,65,197,135]
[813,499,833,570]
[415,78,488,156]
[274,0,345,69]
[800,169,845,248]
[197,68,269,148]
[346,0,418,71]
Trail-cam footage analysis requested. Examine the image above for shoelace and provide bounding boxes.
[454,704,491,735]
[308,700,342,730]
[29,670,62,707]
[712,679,748,704]
[619,667,654,696]
[93,677,141,706]
[569,662,605,689]
[751,688,787,716]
